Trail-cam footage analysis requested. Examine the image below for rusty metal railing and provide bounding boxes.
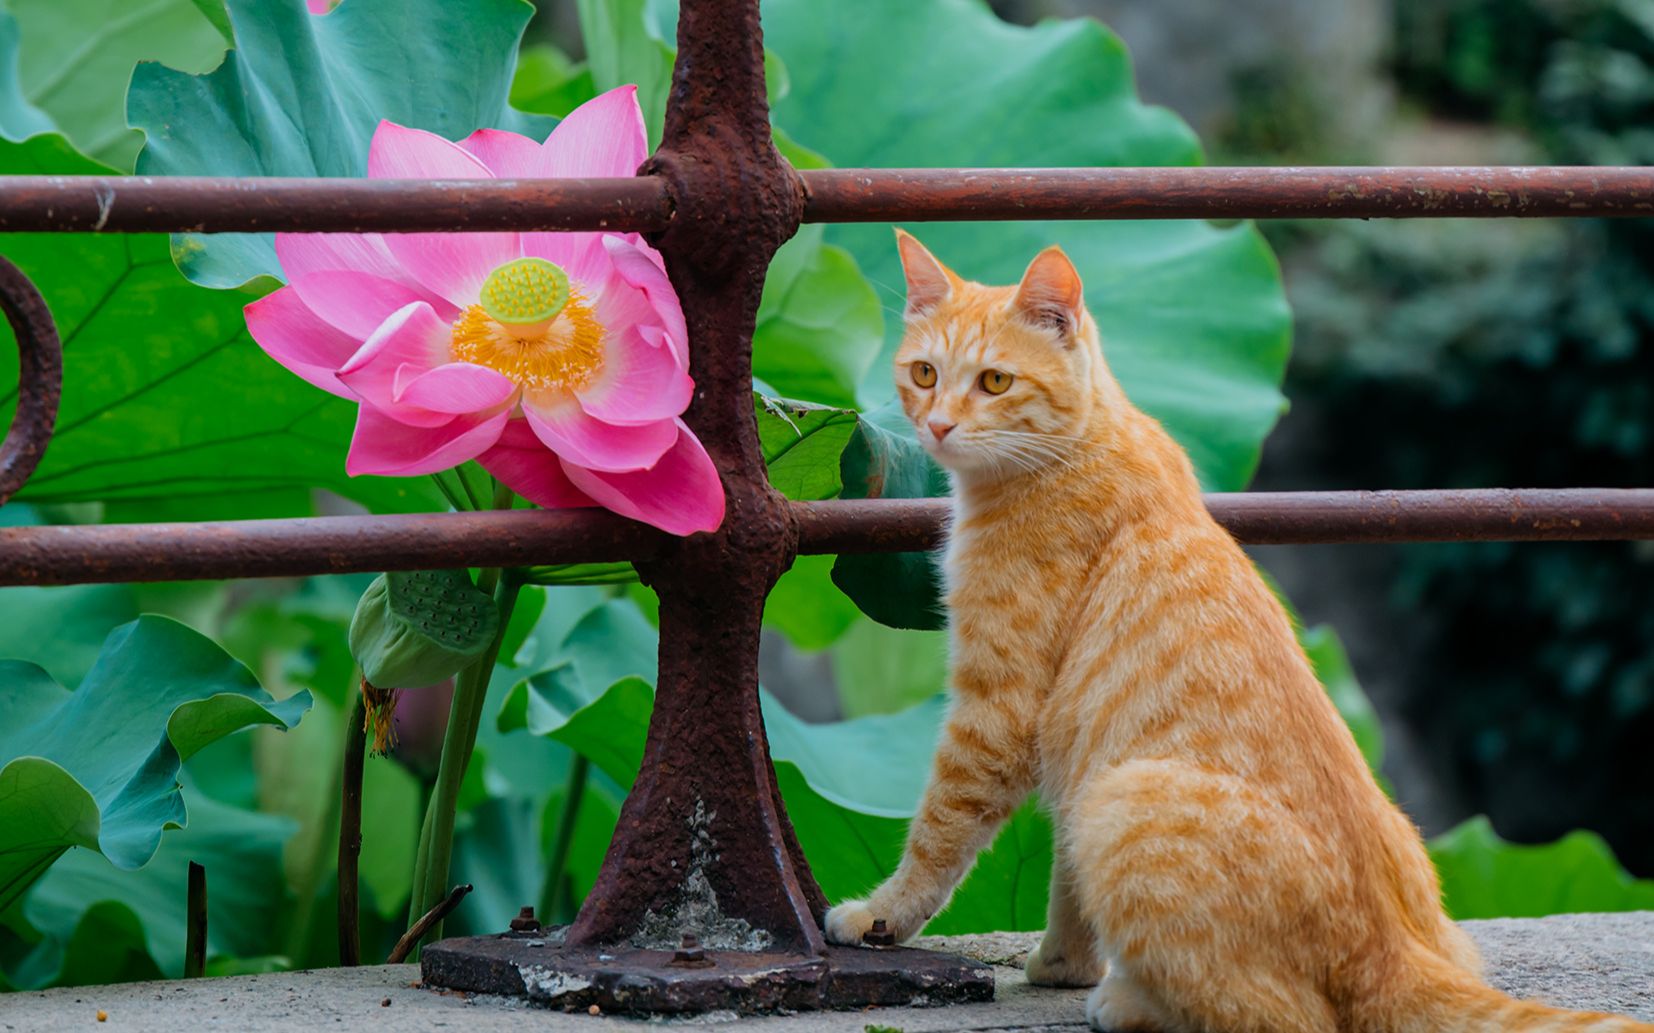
[2,490,1653,587]
[3,0,1653,1013]
[1,166,1651,234]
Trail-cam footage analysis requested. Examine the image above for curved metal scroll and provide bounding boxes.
[0,255,62,506]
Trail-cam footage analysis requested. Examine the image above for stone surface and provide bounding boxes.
[5,913,1652,1031]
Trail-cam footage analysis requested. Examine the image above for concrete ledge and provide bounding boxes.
[5,912,1650,1031]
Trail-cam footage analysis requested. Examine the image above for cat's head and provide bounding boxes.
[892,231,1102,480]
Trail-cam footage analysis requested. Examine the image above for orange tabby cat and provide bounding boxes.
[822,230,1653,1033]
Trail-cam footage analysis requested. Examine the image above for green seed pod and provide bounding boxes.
[349,569,500,689]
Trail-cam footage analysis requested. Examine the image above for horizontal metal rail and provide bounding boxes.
[2,489,1650,587]
[1,166,1651,234]
[0,176,675,234]
[801,167,1654,222]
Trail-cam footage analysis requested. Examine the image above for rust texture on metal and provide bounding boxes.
[1206,488,1654,544]
[0,256,62,506]
[509,906,542,934]
[560,0,828,956]
[4,489,1654,588]
[5,166,1654,234]
[794,490,1654,551]
[800,166,1654,221]
[419,932,993,1014]
[0,508,666,586]
[0,176,673,234]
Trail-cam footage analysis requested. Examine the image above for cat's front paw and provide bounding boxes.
[824,900,878,946]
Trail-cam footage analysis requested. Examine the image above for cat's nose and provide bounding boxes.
[927,419,956,441]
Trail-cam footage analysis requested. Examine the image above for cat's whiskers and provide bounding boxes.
[972,430,1096,469]
[956,430,1091,480]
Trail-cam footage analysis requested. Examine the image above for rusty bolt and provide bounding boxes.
[862,918,896,947]
[670,932,714,968]
[508,906,540,933]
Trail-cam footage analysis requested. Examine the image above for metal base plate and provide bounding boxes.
[421,929,995,1015]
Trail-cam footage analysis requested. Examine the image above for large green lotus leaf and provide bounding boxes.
[492,600,1057,931]
[497,601,660,787]
[7,0,227,168]
[775,763,905,904]
[447,762,625,934]
[127,0,556,289]
[576,0,674,148]
[499,599,939,811]
[754,224,884,407]
[499,658,1051,932]
[925,799,1052,934]
[5,900,163,989]
[538,771,623,920]
[450,795,544,937]
[577,0,885,407]
[511,44,597,120]
[763,0,1291,487]
[765,555,861,651]
[830,401,949,630]
[763,694,941,818]
[0,134,441,514]
[781,700,1056,936]
[359,756,421,922]
[0,137,442,513]
[0,616,310,915]
[16,794,294,985]
[832,619,949,719]
[0,12,54,141]
[754,395,862,647]
[756,395,858,501]
[0,584,138,688]
[1429,816,1654,920]
[186,0,234,44]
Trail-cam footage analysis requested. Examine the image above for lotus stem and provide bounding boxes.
[407,479,521,947]
[538,754,590,922]
[337,685,367,966]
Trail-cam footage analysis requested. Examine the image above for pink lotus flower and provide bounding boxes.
[244,86,724,535]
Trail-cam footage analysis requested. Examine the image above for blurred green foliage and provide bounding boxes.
[1271,0,1654,872]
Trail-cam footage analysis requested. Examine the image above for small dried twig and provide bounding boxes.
[387,884,472,964]
[184,862,207,978]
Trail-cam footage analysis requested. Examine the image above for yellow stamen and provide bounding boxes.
[361,680,399,756]
[451,278,605,394]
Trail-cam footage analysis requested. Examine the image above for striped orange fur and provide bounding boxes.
[822,230,1653,1033]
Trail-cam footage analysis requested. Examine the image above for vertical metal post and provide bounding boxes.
[420,0,991,1010]
[563,0,824,953]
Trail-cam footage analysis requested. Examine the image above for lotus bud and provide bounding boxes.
[349,570,499,752]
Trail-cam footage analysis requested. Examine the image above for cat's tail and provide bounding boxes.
[1364,943,1654,1033]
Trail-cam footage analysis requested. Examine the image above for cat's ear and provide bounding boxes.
[895,229,955,318]
[1014,246,1085,343]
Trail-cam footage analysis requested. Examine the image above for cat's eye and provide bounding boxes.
[911,362,938,388]
[979,369,1013,395]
